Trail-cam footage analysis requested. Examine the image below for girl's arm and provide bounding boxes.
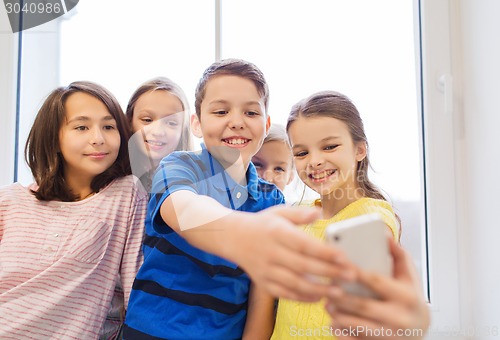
[242,284,275,340]
[325,238,430,340]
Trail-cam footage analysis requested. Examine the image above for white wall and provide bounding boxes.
[460,0,500,337]
[0,9,17,186]
[426,1,500,338]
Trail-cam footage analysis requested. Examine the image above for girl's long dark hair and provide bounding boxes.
[25,81,132,201]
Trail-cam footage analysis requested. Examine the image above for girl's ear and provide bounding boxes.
[190,114,203,138]
[265,115,271,135]
[355,141,367,162]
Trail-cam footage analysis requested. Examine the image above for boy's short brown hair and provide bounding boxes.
[194,58,269,119]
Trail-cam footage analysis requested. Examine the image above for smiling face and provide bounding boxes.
[131,90,184,163]
[288,116,366,200]
[58,92,121,187]
[252,141,294,191]
[192,75,270,168]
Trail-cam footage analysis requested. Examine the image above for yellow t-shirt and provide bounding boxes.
[271,197,399,339]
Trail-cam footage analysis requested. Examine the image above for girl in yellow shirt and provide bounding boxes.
[271,91,400,339]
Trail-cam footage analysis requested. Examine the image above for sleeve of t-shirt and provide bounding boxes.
[362,202,400,241]
[276,191,285,206]
[148,152,201,234]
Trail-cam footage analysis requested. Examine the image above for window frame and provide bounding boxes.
[0,9,18,186]
[419,0,463,335]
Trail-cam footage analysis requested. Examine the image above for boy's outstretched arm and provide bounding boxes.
[160,190,355,302]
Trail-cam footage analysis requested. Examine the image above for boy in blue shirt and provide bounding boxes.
[124,59,352,339]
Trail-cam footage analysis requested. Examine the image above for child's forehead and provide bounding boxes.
[289,118,355,152]
[135,90,184,112]
[293,115,348,129]
[64,92,112,119]
[259,141,293,161]
[203,75,263,101]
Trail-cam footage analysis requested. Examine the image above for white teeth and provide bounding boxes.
[225,138,247,145]
[146,140,165,146]
[311,170,335,179]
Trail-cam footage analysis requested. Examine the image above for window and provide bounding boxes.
[220,1,426,291]
[2,0,461,331]
[58,4,427,284]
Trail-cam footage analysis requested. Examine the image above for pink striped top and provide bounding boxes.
[0,175,147,339]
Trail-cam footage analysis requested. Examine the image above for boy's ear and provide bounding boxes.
[265,115,271,134]
[355,141,367,162]
[190,114,203,138]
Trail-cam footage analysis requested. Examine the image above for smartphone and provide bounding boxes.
[325,213,393,298]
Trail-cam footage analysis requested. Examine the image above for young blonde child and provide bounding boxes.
[101,77,194,339]
[0,81,147,339]
[126,76,193,192]
[251,123,294,192]
[123,59,353,339]
[271,91,402,339]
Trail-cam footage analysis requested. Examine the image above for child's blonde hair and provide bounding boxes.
[264,123,290,147]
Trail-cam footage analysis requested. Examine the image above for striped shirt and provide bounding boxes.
[0,175,147,339]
